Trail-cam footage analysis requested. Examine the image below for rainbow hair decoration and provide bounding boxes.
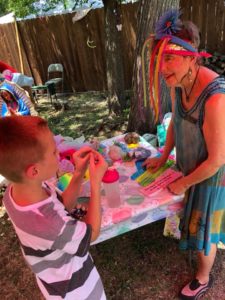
[142,9,212,123]
[153,37,170,121]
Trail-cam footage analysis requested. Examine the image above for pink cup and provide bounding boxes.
[102,169,121,208]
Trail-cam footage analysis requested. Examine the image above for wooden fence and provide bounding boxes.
[0,1,224,92]
[180,0,225,53]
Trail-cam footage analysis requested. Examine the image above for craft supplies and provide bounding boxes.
[124,132,140,144]
[108,145,124,161]
[57,170,89,192]
[102,169,121,208]
[131,159,146,180]
[135,160,174,187]
[57,173,73,191]
[140,168,182,196]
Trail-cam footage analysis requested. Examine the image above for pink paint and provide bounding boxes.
[112,208,132,224]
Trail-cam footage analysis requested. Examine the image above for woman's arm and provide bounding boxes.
[160,118,175,161]
[169,93,225,194]
[143,88,175,170]
[162,87,176,160]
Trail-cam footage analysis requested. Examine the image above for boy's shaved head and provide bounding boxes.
[0,116,49,182]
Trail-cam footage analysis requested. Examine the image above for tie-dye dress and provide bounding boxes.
[174,76,225,255]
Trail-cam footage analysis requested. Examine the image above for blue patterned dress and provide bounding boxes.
[174,76,225,255]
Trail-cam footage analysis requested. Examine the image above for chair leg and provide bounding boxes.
[32,90,38,103]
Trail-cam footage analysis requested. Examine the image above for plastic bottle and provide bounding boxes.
[102,169,121,208]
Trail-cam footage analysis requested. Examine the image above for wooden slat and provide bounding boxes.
[0,1,225,93]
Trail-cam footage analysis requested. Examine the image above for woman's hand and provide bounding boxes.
[167,177,187,195]
[142,156,167,173]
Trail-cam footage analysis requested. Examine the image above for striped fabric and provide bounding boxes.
[3,184,106,300]
[174,76,225,255]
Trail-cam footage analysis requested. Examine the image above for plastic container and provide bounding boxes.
[102,169,121,208]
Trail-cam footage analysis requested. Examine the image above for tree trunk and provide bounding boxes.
[103,0,126,115]
[128,0,180,134]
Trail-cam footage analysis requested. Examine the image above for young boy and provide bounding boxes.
[0,116,108,299]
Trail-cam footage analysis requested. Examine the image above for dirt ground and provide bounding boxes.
[0,93,225,300]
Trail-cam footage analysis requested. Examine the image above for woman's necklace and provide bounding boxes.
[184,66,200,102]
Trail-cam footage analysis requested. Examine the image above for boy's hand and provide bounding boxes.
[89,150,108,185]
[142,156,166,173]
[72,146,92,175]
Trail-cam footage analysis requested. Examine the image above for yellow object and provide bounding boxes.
[127,143,139,149]
[84,169,90,180]
[14,17,24,73]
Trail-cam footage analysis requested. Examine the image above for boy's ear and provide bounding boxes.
[26,164,39,179]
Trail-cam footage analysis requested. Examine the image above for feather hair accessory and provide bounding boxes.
[155,9,181,39]
[141,9,211,124]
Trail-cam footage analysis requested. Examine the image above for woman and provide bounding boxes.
[144,10,225,300]
[0,80,37,117]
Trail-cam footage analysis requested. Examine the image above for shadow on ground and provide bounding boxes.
[36,92,128,140]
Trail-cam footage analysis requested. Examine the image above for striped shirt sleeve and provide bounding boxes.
[51,218,92,257]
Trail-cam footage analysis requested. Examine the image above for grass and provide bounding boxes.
[0,92,225,299]
[37,92,128,140]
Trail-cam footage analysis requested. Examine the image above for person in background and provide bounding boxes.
[143,10,225,300]
[0,116,108,299]
[0,79,37,116]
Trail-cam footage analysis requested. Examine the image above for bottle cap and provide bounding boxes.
[102,169,119,183]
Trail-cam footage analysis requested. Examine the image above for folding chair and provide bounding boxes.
[45,63,64,94]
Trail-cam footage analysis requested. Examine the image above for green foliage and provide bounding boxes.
[72,0,128,10]
[72,0,98,9]
[0,0,70,18]
[0,1,9,17]
[0,0,132,18]
[41,0,68,12]
[7,0,36,17]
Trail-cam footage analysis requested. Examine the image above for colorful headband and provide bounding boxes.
[161,35,211,57]
[142,9,211,123]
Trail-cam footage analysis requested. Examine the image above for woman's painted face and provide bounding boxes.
[161,54,190,87]
[0,90,13,101]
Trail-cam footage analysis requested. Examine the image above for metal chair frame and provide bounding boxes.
[46,63,64,94]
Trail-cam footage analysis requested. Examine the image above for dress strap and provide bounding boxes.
[198,76,225,129]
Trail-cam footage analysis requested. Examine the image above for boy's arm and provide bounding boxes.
[83,152,108,241]
[61,147,92,212]
[83,181,102,241]
[61,170,85,212]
